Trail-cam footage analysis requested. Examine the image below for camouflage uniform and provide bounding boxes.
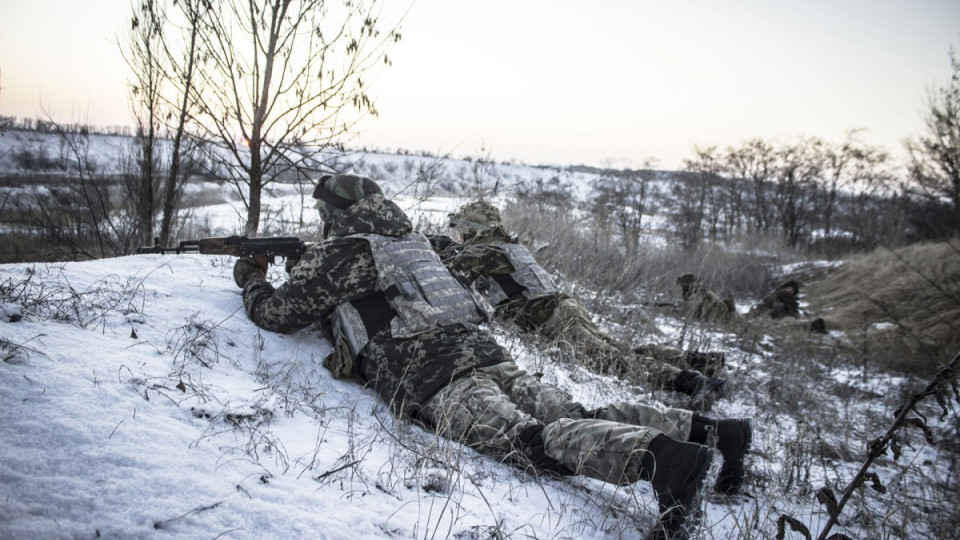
[434,204,735,409]
[421,361,693,478]
[634,343,726,379]
[431,233,682,387]
[676,273,738,323]
[747,281,828,334]
[234,180,753,536]
[239,195,497,411]
[749,280,801,319]
[235,186,695,486]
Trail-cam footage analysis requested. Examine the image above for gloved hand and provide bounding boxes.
[233,256,268,288]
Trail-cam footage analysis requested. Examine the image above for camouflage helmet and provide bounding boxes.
[448,200,503,236]
[312,173,383,223]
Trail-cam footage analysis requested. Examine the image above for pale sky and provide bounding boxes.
[1,1,958,169]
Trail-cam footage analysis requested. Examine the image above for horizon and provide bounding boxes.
[1,0,958,170]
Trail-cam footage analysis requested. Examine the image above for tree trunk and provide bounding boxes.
[160,3,200,246]
[137,120,156,245]
[247,140,263,235]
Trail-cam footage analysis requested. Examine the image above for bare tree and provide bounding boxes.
[674,146,723,249]
[122,0,165,245]
[905,49,960,230]
[157,0,205,246]
[828,133,892,247]
[22,116,140,259]
[774,137,824,248]
[467,144,501,199]
[725,138,778,234]
[844,167,897,248]
[715,156,744,238]
[819,130,890,239]
[590,163,655,257]
[189,0,401,234]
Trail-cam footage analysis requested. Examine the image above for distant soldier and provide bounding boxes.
[432,200,730,411]
[675,273,738,323]
[750,280,801,319]
[749,280,828,334]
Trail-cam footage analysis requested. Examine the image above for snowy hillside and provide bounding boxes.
[0,128,672,236]
[0,254,687,539]
[2,241,955,539]
[2,129,957,539]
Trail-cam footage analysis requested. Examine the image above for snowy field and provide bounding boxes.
[0,254,729,540]
[1,132,956,539]
[2,243,952,539]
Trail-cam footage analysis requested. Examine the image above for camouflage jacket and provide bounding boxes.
[429,233,566,330]
[240,195,506,414]
[761,288,800,319]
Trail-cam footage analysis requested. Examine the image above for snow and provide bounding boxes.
[3,246,945,539]
[0,250,787,539]
[1,255,673,539]
[2,134,954,539]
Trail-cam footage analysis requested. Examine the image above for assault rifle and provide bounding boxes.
[137,235,307,265]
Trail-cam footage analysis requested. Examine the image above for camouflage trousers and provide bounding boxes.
[685,290,737,322]
[421,362,693,485]
[539,297,682,387]
[634,343,687,370]
[634,343,726,378]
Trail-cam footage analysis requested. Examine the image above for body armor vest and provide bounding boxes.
[332,233,493,359]
[482,242,560,306]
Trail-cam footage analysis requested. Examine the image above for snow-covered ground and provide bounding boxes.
[0,255,704,539]
[1,130,955,539]
[2,246,953,539]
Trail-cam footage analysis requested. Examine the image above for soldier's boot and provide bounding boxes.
[809,317,827,334]
[514,424,574,477]
[689,415,752,493]
[641,435,714,540]
[683,350,726,377]
[668,370,729,412]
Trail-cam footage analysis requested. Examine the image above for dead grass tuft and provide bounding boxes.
[806,239,960,375]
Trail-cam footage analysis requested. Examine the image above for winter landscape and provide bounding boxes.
[2,1,959,539]
[1,127,959,539]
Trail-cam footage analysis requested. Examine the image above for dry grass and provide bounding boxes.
[806,239,960,375]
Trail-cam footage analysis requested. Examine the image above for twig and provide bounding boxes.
[814,350,960,540]
[153,501,223,529]
[313,459,362,481]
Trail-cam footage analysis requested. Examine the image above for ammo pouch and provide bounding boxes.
[323,336,357,380]
[325,301,367,379]
[481,243,560,306]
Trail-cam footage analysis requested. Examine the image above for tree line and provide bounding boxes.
[2,19,956,263]
[668,133,901,252]
[586,52,960,255]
